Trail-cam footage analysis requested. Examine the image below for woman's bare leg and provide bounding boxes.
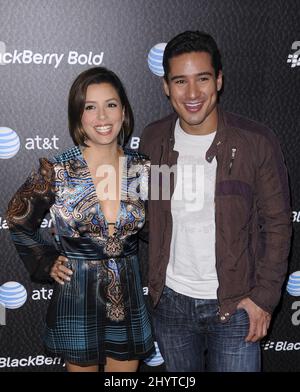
[66,361,99,372]
[105,357,139,372]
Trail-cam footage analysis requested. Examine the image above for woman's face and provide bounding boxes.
[81,83,124,148]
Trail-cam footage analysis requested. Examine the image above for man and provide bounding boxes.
[139,31,291,372]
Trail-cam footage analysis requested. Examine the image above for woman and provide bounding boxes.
[6,67,154,372]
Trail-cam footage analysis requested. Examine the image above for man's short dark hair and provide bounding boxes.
[68,67,134,147]
[163,30,222,80]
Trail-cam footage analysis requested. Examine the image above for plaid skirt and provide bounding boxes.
[44,254,155,365]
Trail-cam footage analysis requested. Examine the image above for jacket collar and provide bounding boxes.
[159,112,178,166]
[166,112,178,150]
[206,105,228,162]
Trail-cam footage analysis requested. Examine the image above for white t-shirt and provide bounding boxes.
[166,119,218,299]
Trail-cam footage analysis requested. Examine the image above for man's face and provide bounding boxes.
[163,51,222,135]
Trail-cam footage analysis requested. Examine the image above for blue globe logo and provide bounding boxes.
[143,341,164,366]
[0,127,21,159]
[287,271,300,296]
[147,43,167,76]
[0,282,27,309]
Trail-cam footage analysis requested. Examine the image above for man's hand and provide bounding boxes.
[237,297,271,342]
[50,255,73,285]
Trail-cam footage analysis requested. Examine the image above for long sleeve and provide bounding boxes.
[6,158,60,283]
[136,153,150,244]
[249,133,292,314]
[138,136,151,244]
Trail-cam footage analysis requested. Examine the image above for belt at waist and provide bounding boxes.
[58,234,138,260]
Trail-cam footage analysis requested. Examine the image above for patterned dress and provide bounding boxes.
[6,146,154,365]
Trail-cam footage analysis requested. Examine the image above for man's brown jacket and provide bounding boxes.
[139,107,292,322]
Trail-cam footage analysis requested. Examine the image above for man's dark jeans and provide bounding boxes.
[152,286,261,372]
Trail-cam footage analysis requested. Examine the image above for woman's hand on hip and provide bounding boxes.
[50,255,73,285]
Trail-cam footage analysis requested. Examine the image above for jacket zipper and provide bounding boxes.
[214,149,220,316]
[228,147,237,175]
[159,144,164,165]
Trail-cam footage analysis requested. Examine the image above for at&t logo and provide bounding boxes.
[143,341,164,366]
[0,127,60,159]
[0,127,20,159]
[25,135,59,150]
[286,271,300,296]
[147,43,167,76]
[286,271,300,326]
[0,282,27,325]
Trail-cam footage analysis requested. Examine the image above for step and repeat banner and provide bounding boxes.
[0,0,299,372]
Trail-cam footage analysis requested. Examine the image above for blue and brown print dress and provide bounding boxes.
[6,146,154,365]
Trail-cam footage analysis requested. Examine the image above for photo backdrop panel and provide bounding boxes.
[0,0,299,371]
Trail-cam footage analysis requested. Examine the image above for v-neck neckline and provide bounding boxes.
[79,146,126,237]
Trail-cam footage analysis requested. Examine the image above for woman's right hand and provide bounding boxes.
[50,255,73,285]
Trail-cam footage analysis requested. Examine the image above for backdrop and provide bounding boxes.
[0,0,299,372]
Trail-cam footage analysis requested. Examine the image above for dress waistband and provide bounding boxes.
[58,234,138,260]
